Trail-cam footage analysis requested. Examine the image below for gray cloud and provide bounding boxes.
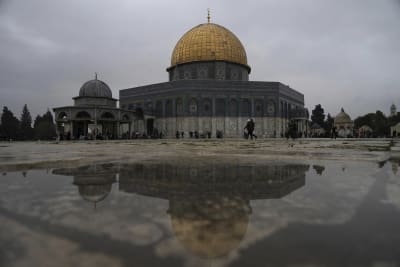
[1,0,399,119]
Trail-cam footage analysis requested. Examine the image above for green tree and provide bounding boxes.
[325,113,334,134]
[374,110,388,137]
[19,104,34,140]
[0,106,20,140]
[311,104,325,128]
[354,110,389,137]
[388,112,400,127]
[354,113,374,129]
[33,110,56,140]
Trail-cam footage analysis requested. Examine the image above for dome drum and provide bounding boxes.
[73,96,117,108]
[168,60,250,81]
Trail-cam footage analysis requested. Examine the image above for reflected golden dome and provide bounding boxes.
[170,23,248,68]
[169,197,250,259]
[172,216,249,259]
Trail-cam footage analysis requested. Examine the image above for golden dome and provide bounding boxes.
[170,23,248,68]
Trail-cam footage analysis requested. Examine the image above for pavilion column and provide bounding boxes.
[116,122,120,139]
[251,97,255,118]
[55,121,60,139]
[70,122,74,140]
[84,121,88,136]
[172,98,176,135]
[162,99,166,135]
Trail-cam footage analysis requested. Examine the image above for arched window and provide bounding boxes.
[184,70,191,80]
[255,100,263,116]
[135,108,144,120]
[202,98,212,116]
[230,99,238,116]
[165,100,173,117]
[216,98,226,116]
[122,114,130,121]
[267,100,275,115]
[155,101,163,117]
[101,112,115,119]
[189,98,197,115]
[176,98,183,116]
[58,112,68,120]
[198,67,207,79]
[241,99,250,117]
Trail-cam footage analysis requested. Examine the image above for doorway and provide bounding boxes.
[146,119,154,136]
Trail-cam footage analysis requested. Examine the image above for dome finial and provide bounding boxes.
[95,72,98,80]
[207,8,210,23]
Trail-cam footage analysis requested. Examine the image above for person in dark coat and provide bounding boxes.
[244,118,257,140]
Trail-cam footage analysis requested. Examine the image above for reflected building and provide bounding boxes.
[53,164,117,207]
[312,165,325,176]
[53,162,309,258]
[119,163,309,258]
[118,163,308,200]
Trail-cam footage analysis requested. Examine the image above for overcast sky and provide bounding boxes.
[1,0,399,119]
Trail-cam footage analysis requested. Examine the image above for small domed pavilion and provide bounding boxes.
[53,75,137,140]
[334,108,354,137]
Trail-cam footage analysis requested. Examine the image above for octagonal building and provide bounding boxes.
[120,18,308,138]
[53,76,136,140]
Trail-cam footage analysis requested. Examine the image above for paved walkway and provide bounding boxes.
[0,138,395,171]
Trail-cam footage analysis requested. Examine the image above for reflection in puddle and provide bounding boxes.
[1,160,400,267]
[312,165,325,175]
[53,163,309,259]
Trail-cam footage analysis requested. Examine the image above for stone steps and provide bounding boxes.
[391,140,400,151]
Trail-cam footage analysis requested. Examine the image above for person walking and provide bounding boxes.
[244,118,257,140]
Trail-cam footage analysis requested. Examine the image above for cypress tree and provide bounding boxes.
[311,104,326,128]
[34,109,56,140]
[0,106,20,140]
[19,104,34,140]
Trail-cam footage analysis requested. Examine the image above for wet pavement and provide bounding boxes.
[1,155,400,267]
[1,140,400,267]
[0,139,394,172]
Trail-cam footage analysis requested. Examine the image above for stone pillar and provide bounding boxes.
[70,122,74,140]
[197,97,201,134]
[162,99,166,135]
[172,98,177,135]
[211,97,216,137]
[55,121,60,139]
[117,122,120,139]
[251,97,255,118]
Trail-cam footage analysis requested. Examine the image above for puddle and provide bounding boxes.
[0,160,399,267]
